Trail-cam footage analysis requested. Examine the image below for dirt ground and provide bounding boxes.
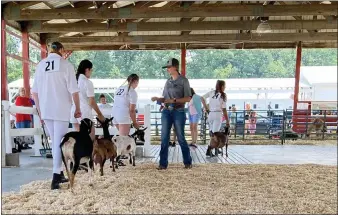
[2,163,337,214]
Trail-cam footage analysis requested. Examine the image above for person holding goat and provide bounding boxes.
[202,80,230,156]
[112,74,140,135]
[32,41,82,190]
[70,59,105,131]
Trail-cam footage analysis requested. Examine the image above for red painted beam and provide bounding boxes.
[293,41,302,110]
[40,36,47,59]
[22,29,30,97]
[1,19,8,100]
[181,47,186,77]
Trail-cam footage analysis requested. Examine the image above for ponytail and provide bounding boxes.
[127,73,139,92]
[76,59,93,82]
[215,80,226,102]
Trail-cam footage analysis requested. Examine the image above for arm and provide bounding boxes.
[66,63,81,118]
[32,93,42,122]
[87,81,104,120]
[31,69,41,121]
[151,97,165,103]
[201,97,208,111]
[221,95,229,125]
[89,97,104,119]
[129,104,138,125]
[222,108,230,125]
[129,90,139,128]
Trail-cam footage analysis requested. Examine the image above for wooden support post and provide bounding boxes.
[40,36,47,59]
[293,41,302,111]
[22,29,30,97]
[1,19,8,100]
[181,47,186,77]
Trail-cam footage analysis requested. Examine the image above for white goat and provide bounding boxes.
[112,135,136,167]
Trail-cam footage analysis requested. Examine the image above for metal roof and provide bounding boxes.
[2,1,337,50]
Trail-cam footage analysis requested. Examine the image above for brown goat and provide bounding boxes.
[92,139,117,175]
[306,118,327,138]
[92,117,117,176]
[206,127,229,157]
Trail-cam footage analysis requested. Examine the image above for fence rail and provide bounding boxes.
[149,108,337,145]
[2,99,337,166]
[1,101,153,166]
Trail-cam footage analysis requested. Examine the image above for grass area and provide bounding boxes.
[2,164,337,214]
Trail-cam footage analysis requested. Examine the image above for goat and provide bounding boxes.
[92,117,117,176]
[111,127,147,168]
[206,126,229,157]
[306,118,327,138]
[60,118,94,192]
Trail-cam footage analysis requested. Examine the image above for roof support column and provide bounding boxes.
[22,27,30,97]
[1,18,8,100]
[293,41,302,111]
[40,35,47,59]
[181,46,186,77]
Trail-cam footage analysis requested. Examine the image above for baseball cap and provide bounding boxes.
[162,58,179,68]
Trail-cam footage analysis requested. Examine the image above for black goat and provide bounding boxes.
[60,118,94,192]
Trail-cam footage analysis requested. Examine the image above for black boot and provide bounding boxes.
[60,171,69,183]
[51,173,61,190]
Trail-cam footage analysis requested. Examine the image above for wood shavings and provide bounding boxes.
[2,163,337,214]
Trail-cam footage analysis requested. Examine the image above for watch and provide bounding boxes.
[173,98,176,103]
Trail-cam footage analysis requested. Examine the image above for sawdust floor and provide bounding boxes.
[2,163,337,214]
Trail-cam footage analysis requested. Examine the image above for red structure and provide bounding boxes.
[1,19,8,100]
[40,36,47,59]
[181,47,186,77]
[22,28,30,97]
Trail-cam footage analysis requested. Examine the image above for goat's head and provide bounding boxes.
[96,117,113,127]
[80,118,94,134]
[131,127,147,142]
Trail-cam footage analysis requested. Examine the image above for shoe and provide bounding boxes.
[51,173,61,190]
[156,165,167,170]
[184,164,192,169]
[60,171,69,183]
[172,142,176,147]
[189,143,198,149]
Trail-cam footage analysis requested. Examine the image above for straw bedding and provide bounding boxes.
[2,163,337,214]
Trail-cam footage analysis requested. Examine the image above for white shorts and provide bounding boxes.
[208,112,222,132]
[112,109,131,125]
[70,105,93,124]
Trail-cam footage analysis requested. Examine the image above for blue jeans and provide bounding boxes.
[159,109,192,168]
[16,120,31,128]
